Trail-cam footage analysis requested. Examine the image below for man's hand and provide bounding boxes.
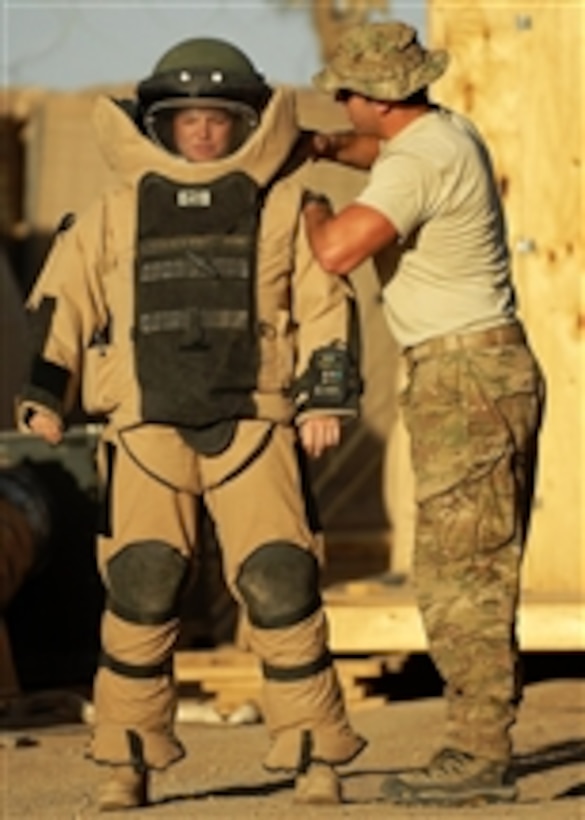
[299,415,341,458]
[298,130,339,162]
[27,409,63,445]
[301,188,333,212]
[296,130,327,163]
[298,129,380,169]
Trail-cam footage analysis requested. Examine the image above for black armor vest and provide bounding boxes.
[134,171,261,428]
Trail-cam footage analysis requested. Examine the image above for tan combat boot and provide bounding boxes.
[97,765,149,812]
[294,762,342,804]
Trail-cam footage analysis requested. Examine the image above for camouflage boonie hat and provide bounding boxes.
[312,21,449,102]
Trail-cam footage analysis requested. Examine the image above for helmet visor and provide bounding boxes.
[143,97,259,161]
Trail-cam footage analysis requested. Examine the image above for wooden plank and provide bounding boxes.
[509,4,584,594]
[197,680,367,702]
[175,651,384,682]
[323,585,585,653]
[325,588,427,653]
[428,1,584,595]
[174,649,386,714]
[175,647,386,720]
[176,583,585,673]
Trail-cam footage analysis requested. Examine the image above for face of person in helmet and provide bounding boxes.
[172,105,236,162]
[138,38,271,161]
[143,98,259,162]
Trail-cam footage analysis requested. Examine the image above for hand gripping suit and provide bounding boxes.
[17,82,365,774]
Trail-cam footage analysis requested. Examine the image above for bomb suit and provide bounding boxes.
[17,42,365,779]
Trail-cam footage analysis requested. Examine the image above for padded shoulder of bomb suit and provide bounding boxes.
[91,85,305,191]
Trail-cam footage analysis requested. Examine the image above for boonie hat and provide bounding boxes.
[313,21,449,102]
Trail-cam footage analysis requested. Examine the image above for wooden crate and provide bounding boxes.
[175,647,388,714]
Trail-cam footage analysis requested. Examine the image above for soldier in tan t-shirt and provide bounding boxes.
[302,20,545,809]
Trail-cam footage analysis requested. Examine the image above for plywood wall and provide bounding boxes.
[297,89,400,579]
[22,84,133,233]
[428,1,584,594]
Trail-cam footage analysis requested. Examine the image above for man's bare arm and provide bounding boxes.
[302,195,398,276]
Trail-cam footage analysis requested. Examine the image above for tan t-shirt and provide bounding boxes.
[356,107,517,348]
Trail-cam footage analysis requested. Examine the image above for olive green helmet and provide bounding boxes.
[138,37,270,117]
[137,38,271,156]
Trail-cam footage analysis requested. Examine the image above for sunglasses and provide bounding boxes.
[334,88,356,103]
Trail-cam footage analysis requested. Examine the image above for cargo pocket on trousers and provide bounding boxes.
[425,450,518,561]
[472,450,518,552]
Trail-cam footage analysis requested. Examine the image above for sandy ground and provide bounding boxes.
[1,678,584,819]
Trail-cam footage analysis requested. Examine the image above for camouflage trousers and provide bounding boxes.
[401,339,545,762]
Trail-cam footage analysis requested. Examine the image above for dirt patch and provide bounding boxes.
[1,677,584,818]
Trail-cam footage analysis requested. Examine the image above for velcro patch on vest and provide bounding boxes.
[176,187,212,208]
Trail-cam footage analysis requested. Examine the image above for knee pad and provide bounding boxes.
[236,541,320,629]
[106,540,188,624]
